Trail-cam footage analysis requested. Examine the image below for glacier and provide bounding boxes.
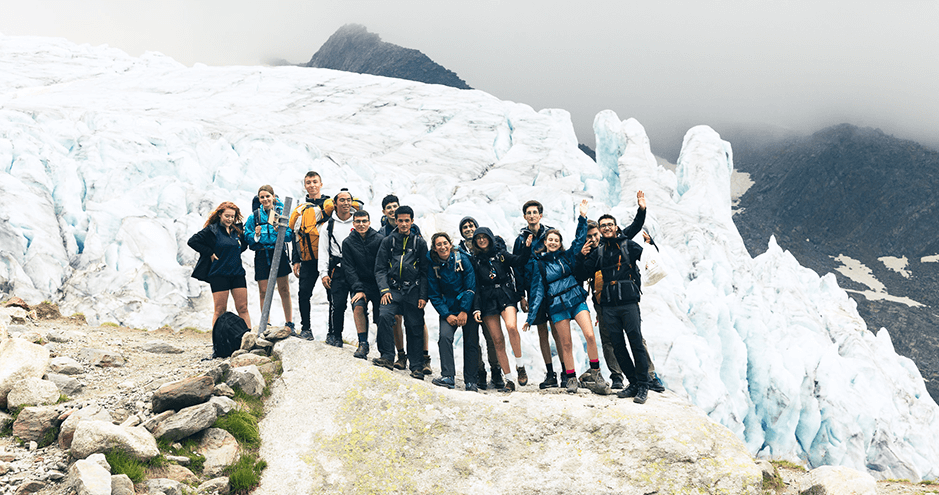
[1,34,937,480]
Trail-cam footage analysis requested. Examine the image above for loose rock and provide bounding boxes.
[11,405,60,443]
[0,335,51,408]
[229,353,270,368]
[196,477,230,495]
[213,383,235,397]
[46,372,84,396]
[13,479,45,495]
[239,333,256,351]
[800,465,877,495]
[226,365,264,397]
[146,478,183,495]
[140,410,175,433]
[67,458,111,495]
[76,348,125,367]
[198,428,240,478]
[152,402,218,442]
[49,356,84,375]
[151,375,214,413]
[58,405,113,449]
[110,474,135,495]
[6,377,61,409]
[71,420,160,461]
[208,396,236,416]
[141,341,185,354]
[262,325,291,341]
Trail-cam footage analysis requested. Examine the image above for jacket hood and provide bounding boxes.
[459,216,478,238]
[472,227,496,252]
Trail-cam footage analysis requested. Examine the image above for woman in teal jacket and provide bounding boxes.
[244,185,295,330]
[426,232,479,391]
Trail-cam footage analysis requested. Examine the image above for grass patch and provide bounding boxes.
[101,322,119,327]
[770,460,806,472]
[920,480,939,486]
[38,425,59,448]
[106,450,147,483]
[762,466,785,492]
[213,409,260,448]
[226,453,267,494]
[884,478,911,483]
[232,388,264,418]
[56,394,69,404]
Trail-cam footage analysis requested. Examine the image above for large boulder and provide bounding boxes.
[151,375,214,413]
[257,341,764,494]
[152,402,218,442]
[226,365,264,397]
[800,465,877,495]
[7,377,61,409]
[198,428,240,478]
[67,458,111,495]
[11,405,59,443]
[70,420,159,461]
[0,335,51,409]
[58,405,113,449]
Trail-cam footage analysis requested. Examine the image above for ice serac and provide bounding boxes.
[595,111,939,481]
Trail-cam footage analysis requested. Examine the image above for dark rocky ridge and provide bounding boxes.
[305,24,471,90]
[733,123,939,402]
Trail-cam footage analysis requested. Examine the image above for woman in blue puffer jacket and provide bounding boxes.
[523,199,602,394]
[244,185,295,330]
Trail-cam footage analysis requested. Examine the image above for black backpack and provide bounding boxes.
[212,312,249,358]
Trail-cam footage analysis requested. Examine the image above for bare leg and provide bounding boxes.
[257,279,268,314]
[353,305,368,336]
[537,322,552,364]
[275,275,292,324]
[231,288,251,329]
[573,309,599,362]
[211,291,229,329]
[554,319,575,375]
[502,307,522,359]
[483,315,511,372]
[423,325,429,353]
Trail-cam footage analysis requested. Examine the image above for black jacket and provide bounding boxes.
[575,205,646,283]
[188,223,248,282]
[469,227,529,308]
[342,227,384,294]
[514,222,554,299]
[375,229,429,305]
[583,234,644,306]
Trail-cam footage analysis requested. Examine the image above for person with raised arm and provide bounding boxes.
[523,200,607,395]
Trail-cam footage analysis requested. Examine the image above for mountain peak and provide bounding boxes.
[306,24,472,90]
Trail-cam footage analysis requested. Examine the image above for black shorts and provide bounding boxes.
[254,249,291,281]
[351,291,381,324]
[479,285,519,317]
[209,275,247,293]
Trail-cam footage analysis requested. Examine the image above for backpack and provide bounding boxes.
[595,240,642,303]
[212,312,249,358]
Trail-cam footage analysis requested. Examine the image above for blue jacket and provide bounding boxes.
[526,215,589,325]
[427,249,476,317]
[245,198,294,250]
[514,221,556,299]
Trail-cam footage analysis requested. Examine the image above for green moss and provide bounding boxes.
[213,409,260,448]
[105,450,147,483]
[37,425,59,448]
[101,322,120,327]
[226,453,267,494]
[920,480,939,486]
[761,466,785,492]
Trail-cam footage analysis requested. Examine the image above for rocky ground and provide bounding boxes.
[1,301,937,494]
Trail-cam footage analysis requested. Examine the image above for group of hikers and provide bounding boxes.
[188,171,665,404]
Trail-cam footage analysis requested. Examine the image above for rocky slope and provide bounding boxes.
[305,24,472,89]
[732,123,939,402]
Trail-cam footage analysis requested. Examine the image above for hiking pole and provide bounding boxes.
[257,196,293,336]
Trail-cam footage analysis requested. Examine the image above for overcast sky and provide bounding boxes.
[2,1,937,157]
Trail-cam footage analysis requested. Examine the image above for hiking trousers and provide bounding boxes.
[438,316,480,385]
[377,297,424,372]
[297,259,319,332]
[326,271,351,341]
[600,303,650,387]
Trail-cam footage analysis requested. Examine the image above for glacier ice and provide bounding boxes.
[1,35,937,480]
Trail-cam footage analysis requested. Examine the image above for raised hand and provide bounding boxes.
[637,190,646,210]
[578,199,589,218]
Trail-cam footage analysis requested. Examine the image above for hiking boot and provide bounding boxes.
[394,351,407,370]
[477,370,488,390]
[353,342,369,360]
[566,376,579,394]
[560,373,568,389]
[491,372,505,390]
[617,383,639,399]
[585,369,611,395]
[372,357,394,370]
[633,385,649,404]
[578,370,594,383]
[649,374,666,393]
[539,371,558,389]
[285,321,297,336]
[517,366,528,386]
[432,376,455,389]
[299,329,314,340]
[500,380,516,393]
[410,369,424,380]
[330,335,344,348]
[422,353,433,375]
[610,373,625,390]
[465,383,479,392]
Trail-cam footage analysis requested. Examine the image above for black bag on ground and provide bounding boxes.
[213,311,249,358]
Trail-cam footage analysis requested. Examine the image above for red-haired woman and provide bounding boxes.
[188,201,252,329]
